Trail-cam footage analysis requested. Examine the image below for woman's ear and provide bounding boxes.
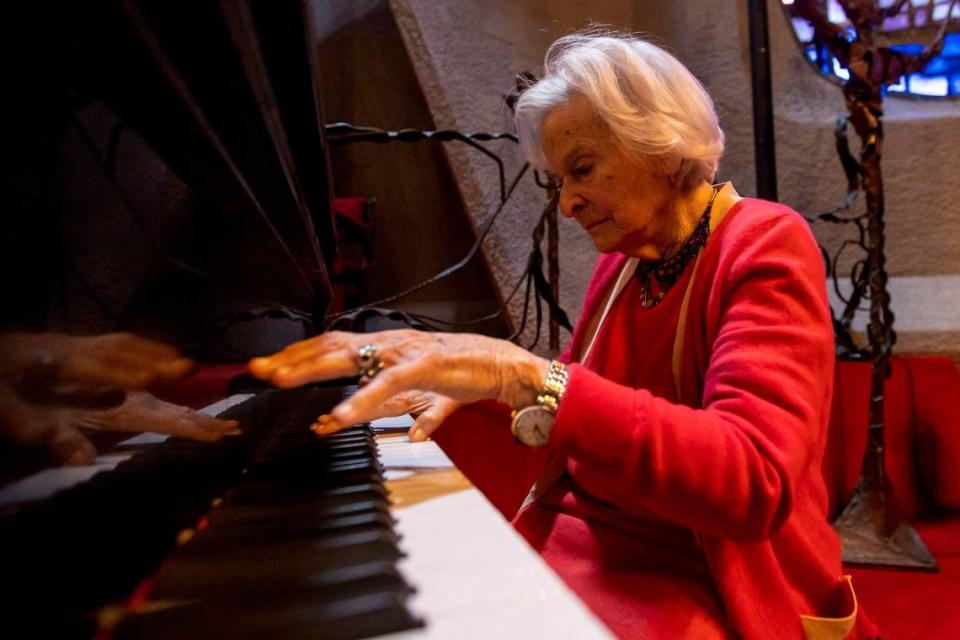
[634,152,681,180]
[657,154,682,178]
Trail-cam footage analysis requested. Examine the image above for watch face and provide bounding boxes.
[512,406,554,447]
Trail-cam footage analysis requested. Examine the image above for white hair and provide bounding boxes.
[515,30,725,190]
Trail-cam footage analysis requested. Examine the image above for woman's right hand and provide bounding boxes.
[249,329,549,436]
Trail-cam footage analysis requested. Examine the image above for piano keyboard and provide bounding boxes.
[0,387,611,640]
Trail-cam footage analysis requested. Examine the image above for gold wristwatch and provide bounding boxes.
[510,360,569,447]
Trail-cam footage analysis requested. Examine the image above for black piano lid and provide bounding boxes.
[2,0,338,345]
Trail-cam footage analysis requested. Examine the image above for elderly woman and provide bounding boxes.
[250,32,876,640]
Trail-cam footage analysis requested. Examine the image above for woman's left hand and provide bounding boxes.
[369,390,461,442]
[249,330,548,435]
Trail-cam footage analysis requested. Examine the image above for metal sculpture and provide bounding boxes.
[790,0,956,570]
[323,122,571,351]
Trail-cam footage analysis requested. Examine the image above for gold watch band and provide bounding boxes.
[536,360,569,414]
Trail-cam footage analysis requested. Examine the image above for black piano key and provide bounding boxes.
[147,537,405,597]
[1,385,420,639]
[116,590,424,640]
[182,522,402,559]
[221,480,387,505]
[176,500,397,548]
[207,493,392,526]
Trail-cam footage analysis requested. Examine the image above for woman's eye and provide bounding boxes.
[574,164,593,178]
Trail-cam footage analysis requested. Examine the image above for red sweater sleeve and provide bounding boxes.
[550,212,834,542]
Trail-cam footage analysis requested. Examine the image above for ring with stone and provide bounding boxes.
[355,343,383,382]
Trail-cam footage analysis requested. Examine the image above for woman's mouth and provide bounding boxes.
[583,218,609,232]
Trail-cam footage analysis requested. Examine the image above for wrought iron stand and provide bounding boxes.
[788,0,954,570]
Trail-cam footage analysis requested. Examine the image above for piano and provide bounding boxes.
[0,385,612,639]
[2,4,611,636]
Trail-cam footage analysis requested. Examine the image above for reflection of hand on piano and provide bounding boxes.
[74,391,241,441]
[0,383,100,464]
[0,332,194,402]
[0,332,232,464]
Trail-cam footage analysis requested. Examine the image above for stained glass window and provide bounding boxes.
[782,0,960,97]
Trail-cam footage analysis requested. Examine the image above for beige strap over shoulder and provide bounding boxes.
[672,186,736,405]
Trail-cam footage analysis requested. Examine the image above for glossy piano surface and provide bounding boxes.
[1,386,420,639]
[0,391,612,640]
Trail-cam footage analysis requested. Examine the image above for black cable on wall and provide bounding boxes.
[747,0,779,201]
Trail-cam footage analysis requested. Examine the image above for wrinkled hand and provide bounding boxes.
[249,330,548,435]
[321,390,461,442]
[0,332,194,408]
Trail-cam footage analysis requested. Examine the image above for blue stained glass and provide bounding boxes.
[942,31,960,55]
[783,2,960,99]
[890,42,924,56]
[922,56,951,75]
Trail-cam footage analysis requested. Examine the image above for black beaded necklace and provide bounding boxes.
[633,184,722,309]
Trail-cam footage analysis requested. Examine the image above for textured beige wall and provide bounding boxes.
[390,0,960,359]
[390,0,636,354]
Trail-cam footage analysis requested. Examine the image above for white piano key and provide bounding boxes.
[198,393,255,417]
[371,414,416,432]
[376,436,613,639]
[117,431,170,446]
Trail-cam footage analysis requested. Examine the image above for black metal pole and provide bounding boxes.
[747,0,779,200]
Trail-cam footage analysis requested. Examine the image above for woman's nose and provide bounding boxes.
[558,186,586,219]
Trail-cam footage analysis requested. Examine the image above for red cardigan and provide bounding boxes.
[544,199,877,639]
